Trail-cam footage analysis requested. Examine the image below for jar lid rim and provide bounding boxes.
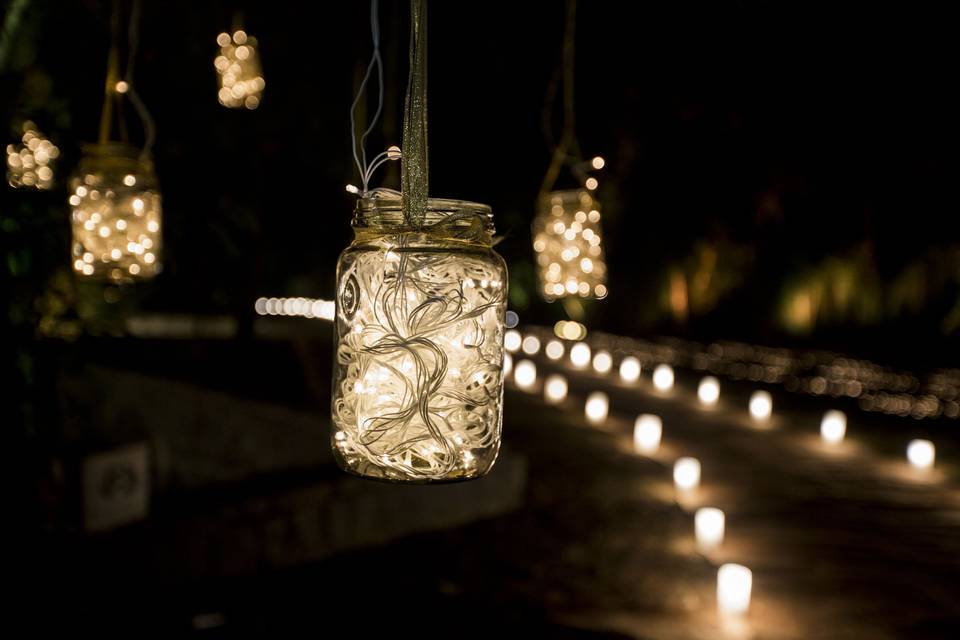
[356,189,491,216]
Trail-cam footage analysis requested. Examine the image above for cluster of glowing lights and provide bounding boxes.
[673,456,701,492]
[544,374,568,404]
[554,319,587,341]
[254,296,335,320]
[533,190,608,301]
[820,410,847,445]
[748,390,773,422]
[69,151,162,281]
[695,507,725,554]
[697,376,721,406]
[633,414,662,455]
[584,391,609,425]
[215,30,265,109]
[717,563,752,616]
[619,356,641,383]
[6,122,59,189]
[652,364,675,392]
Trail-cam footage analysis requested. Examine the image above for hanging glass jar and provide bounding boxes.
[69,143,162,282]
[215,29,264,110]
[533,189,608,301]
[331,192,508,483]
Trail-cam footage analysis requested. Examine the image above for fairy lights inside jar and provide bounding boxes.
[215,29,265,109]
[6,121,59,190]
[533,189,608,301]
[331,192,508,483]
[69,143,161,282]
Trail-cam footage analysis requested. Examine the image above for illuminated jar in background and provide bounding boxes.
[331,193,508,483]
[533,189,608,301]
[69,143,161,281]
[215,29,265,109]
[6,121,59,190]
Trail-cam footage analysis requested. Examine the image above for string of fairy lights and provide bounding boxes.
[501,322,949,622]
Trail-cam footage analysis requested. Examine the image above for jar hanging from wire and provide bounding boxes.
[331,191,508,483]
[69,143,161,281]
[533,189,608,301]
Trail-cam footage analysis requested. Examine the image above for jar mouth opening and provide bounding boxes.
[78,143,154,174]
[354,190,494,232]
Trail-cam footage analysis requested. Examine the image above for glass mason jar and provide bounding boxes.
[69,143,162,282]
[532,189,608,301]
[331,192,508,483]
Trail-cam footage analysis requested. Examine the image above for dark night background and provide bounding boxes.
[3,0,960,636]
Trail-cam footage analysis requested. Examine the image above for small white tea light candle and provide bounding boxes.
[544,374,568,404]
[717,563,752,616]
[570,342,591,369]
[653,364,674,392]
[633,414,662,455]
[820,410,846,445]
[619,356,641,383]
[514,359,537,390]
[698,376,720,406]
[503,353,513,378]
[695,507,725,553]
[674,457,701,491]
[545,339,565,361]
[592,350,613,374]
[521,335,541,355]
[907,439,935,469]
[749,390,772,422]
[504,329,522,353]
[585,391,609,425]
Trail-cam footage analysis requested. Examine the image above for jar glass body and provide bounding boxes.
[532,189,607,300]
[331,196,508,483]
[69,143,162,282]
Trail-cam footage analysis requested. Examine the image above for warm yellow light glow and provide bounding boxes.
[698,376,720,406]
[592,350,612,374]
[514,359,537,390]
[907,439,935,469]
[504,353,513,378]
[534,190,607,301]
[820,410,846,444]
[749,390,773,422]
[673,457,701,491]
[555,319,587,341]
[69,144,161,282]
[585,177,598,190]
[695,507,725,553]
[254,296,334,320]
[114,80,129,94]
[585,391,609,425]
[6,122,59,190]
[544,374,568,404]
[521,335,541,355]
[570,342,591,369]
[591,156,605,170]
[653,364,674,391]
[215,28,264,109]
[545,339,565,361]
[717,564,752,616]
[633,414,662,455]
[619,356,641,383]
[504,329,522,353]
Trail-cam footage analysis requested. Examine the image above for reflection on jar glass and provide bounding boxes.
[331,191,508,483]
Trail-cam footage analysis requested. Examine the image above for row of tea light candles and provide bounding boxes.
[505,329,940,471]
[505,329,943,618]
